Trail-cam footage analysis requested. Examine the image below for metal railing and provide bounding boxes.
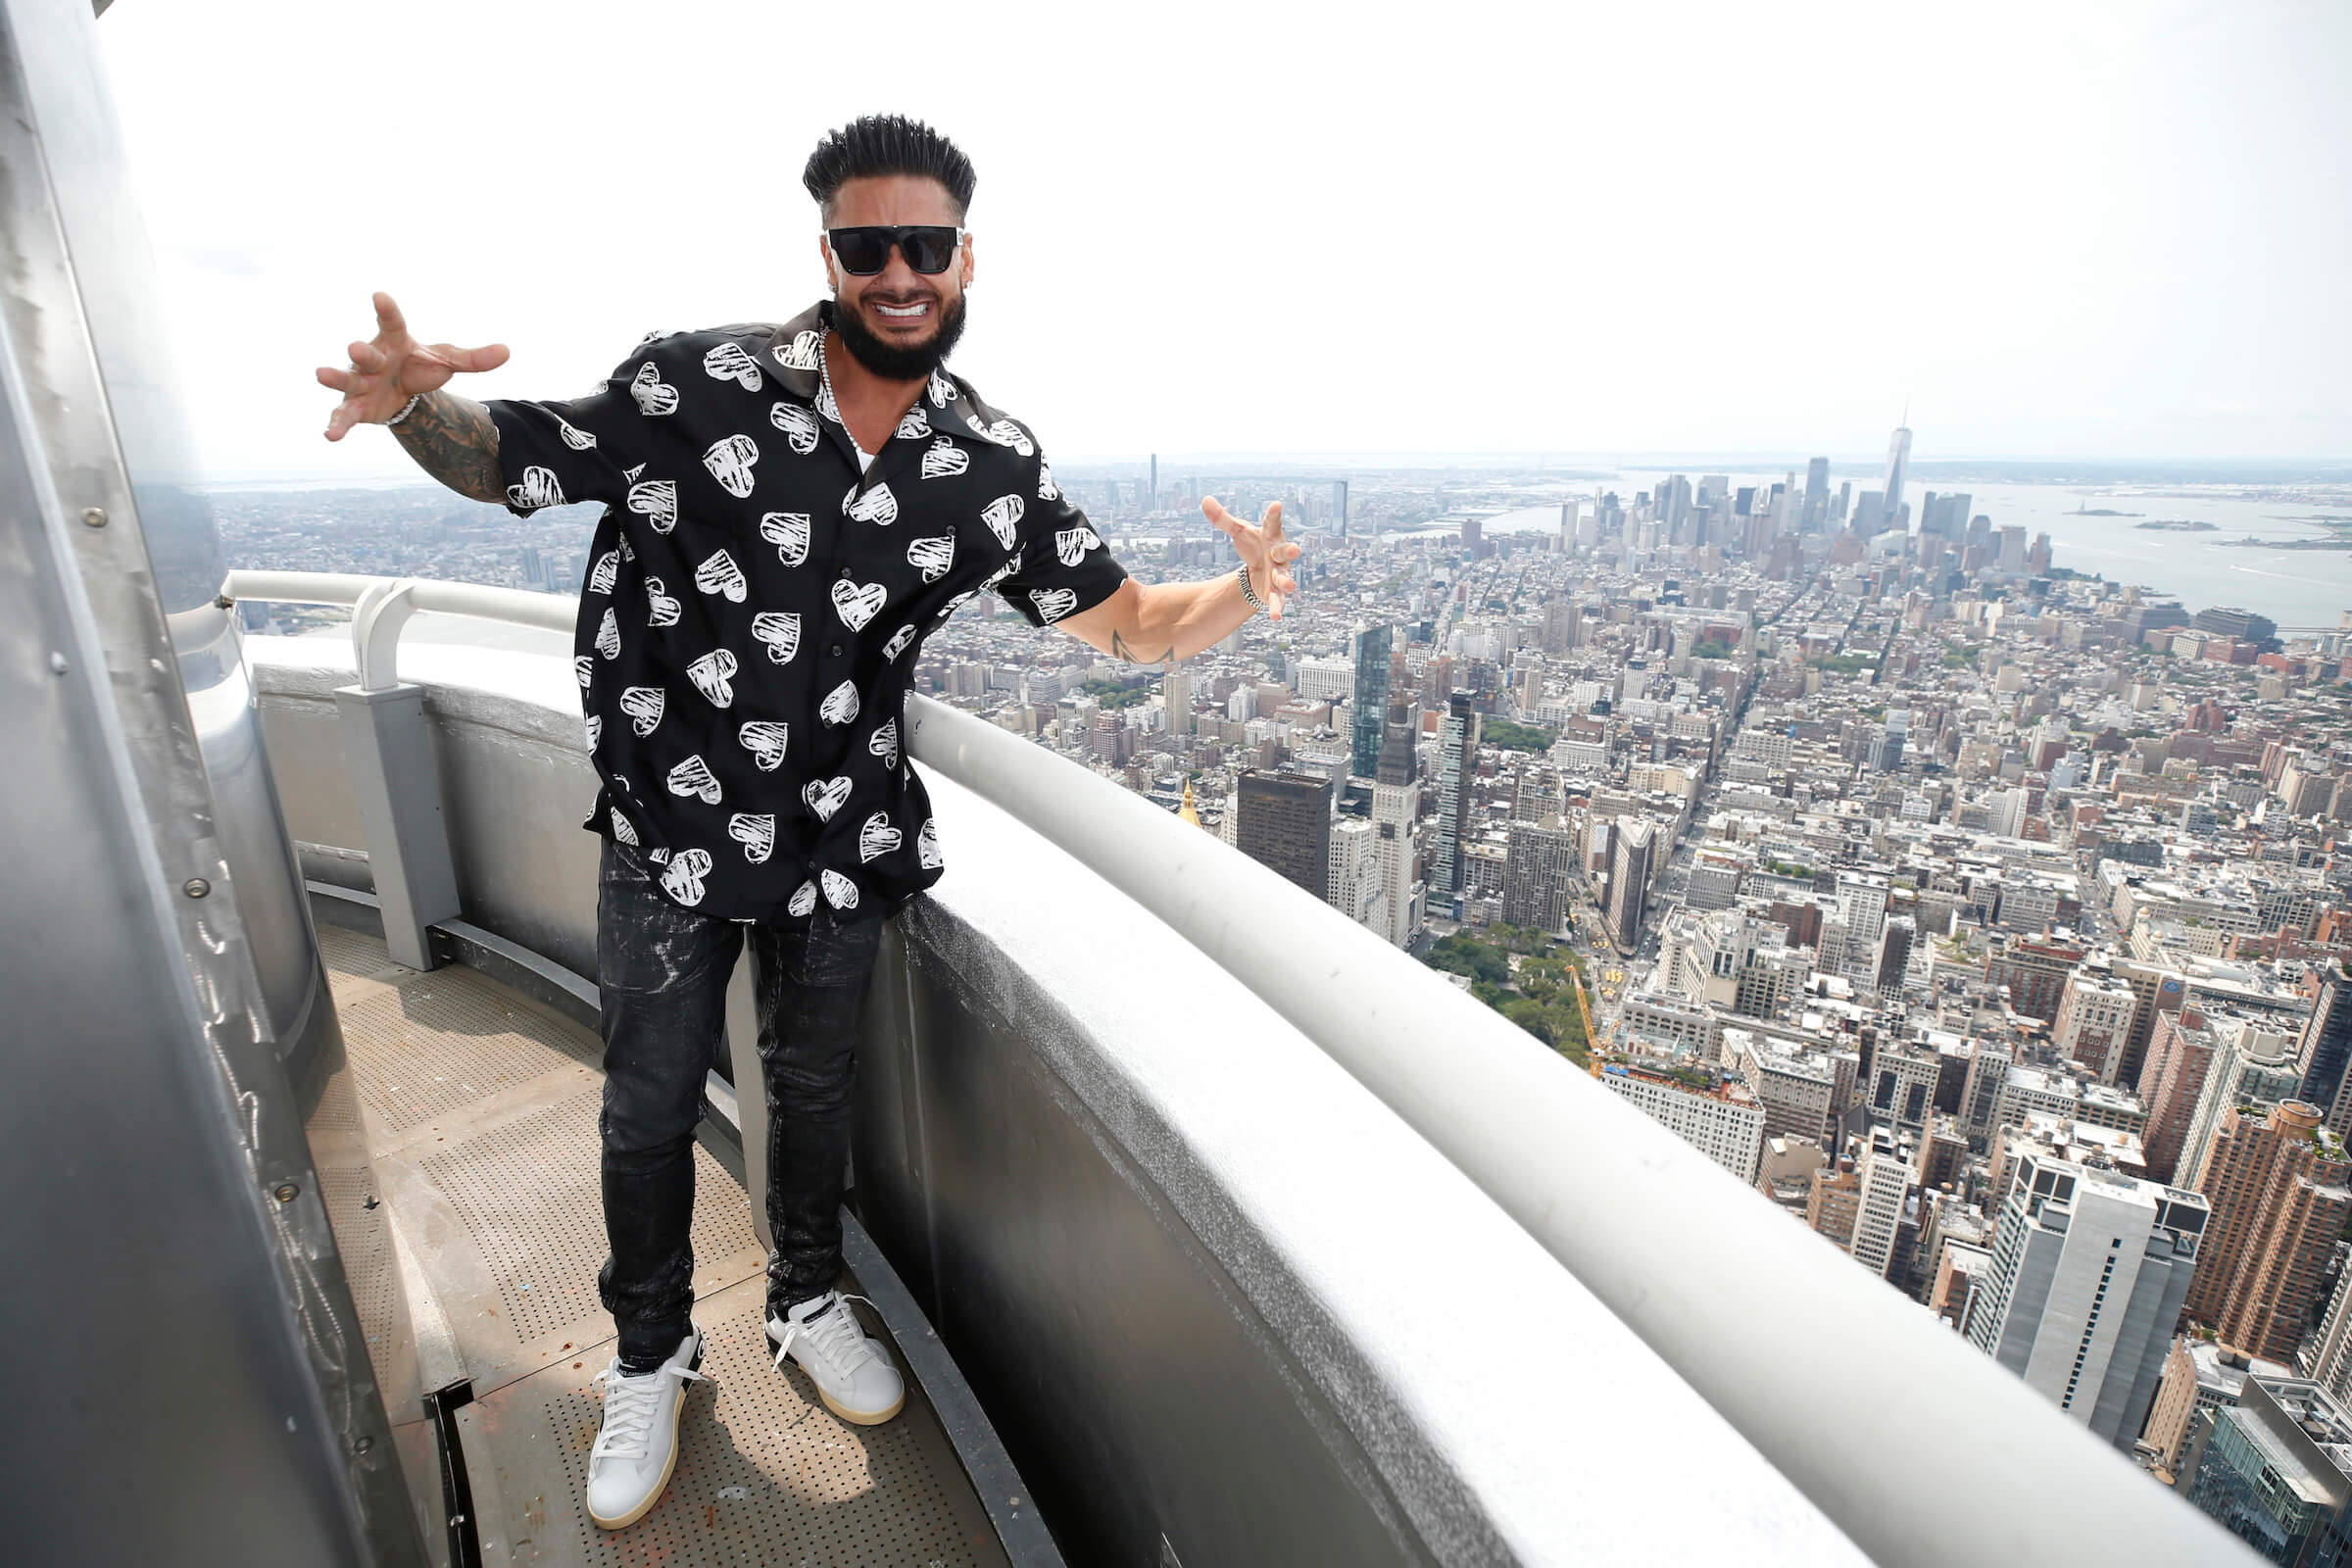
[225,568,2250,1568]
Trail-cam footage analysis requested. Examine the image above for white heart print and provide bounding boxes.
[925,371,958,408]
[751,611,802,664]
[703,341,763,391]
[760,512,810,565]
[619,685,665,736]
[769,401,819,455]
[665,754,722,805]
[815,376,840,424]
[508,466,564,511]
[610,806,638,846]
[982,495,1024,550]
[788,880,818,917]
[695,550,748,602]
[774,329,823,372]
[644,576,682,628]
[916,817,942,869]
[573,655,594,690]
[589,550,619,594]
[820,868,859,911]
[919,438,968,480]
[803,774,852,821]
[738,719,789,770]
[1055,525,1102,566]
[628,478,677,533]
[831,578,886,631]
[881,622,917,661]
[845,482,899,526]
[1038,463,1059,501]
[584,714,602,749]
[660,848,712,906]
[895,407,931,441]
[1030,587,1078,622]
[622,465,646,484]
[975,417,1034,456]
[906,534,955,581]
[858,810,902,862]
[934,589,975,622]
[687,648,738,708]
[728,812,775,863]
[703,434,760,499]
[596,607,621,660]
[867,718,900,769]
[818,680,860,726]
[558,417,598,450]
[630,362,679,416]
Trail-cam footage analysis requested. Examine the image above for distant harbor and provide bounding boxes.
[2134,518,2219,532]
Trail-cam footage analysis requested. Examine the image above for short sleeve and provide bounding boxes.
[993,437,1131,629]
[481,345,662,517]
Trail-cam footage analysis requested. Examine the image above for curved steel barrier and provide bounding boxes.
[225,569,2250,1567]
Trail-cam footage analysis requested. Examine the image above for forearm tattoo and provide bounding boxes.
[1110,627,1177,665]
[393,390,504,504]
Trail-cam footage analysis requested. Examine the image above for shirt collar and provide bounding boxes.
[760,299,1009,434]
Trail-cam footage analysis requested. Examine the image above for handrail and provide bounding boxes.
[226,569,2247,1567]
[226,571,576,691]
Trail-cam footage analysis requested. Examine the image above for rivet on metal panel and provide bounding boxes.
[183,878,211,899]
[48,652,68,675]
[273,1183,299,1203]
[353,1435,373,1455]
[79,507,106,527]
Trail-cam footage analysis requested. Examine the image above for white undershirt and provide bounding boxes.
[851,435,876,472]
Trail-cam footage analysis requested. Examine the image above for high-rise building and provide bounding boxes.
[1433,693,1478,917]
[1502,821,1576,936]
[1851,1130,1913,1279]
[1235,769,1335,903]
[1332,478,1348,538]
[2137,1009,2221,1186]
[2297,961,2352,1134]
[2182,1377,2352,1553]
[2053,972,2139,1086]
[1986,935,2085,1025]
[1148,452,1158,513]
[1881,420,1912,534]
[1596,1062,1766,1185]
[1160,664,1192,740]
[1607,818,1656,952]
[1460,515,1484,559]
[2186,1102,2352,1362]
[1967,1144,2208,1449]
[1370,692,1422,951]
[1348,625,1393,779]
[1802,457,1830,530]
[1539,598,1580,657]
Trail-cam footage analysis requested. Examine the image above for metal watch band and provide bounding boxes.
[1236,562,1265,612]
[384,392,424,427]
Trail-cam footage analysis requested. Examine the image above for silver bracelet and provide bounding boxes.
[384,392,424,427]
[1235,562,1266,612]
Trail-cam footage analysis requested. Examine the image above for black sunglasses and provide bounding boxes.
[826,225,965,276]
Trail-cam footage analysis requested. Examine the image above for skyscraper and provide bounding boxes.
[2297,961,2352,1132]
[1333,478,1348,538]
[1371,692,1422,950]
[1503,820,1576,936]
[1160,663,1192,740]
[2187,1102,2352,1361]
[1967,1144,2207,1450]
[1348,624,1393,779]
[1881,419,1912,534]
[1236,769,1335,903]
[1434,692,1478,916]
[1607,818,1655,952]
[1803,457,1830,530]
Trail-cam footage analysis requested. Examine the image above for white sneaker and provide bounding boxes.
[766,1291,905,1426]
[586,1327,709,1530]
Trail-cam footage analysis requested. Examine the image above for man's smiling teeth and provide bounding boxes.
[875,302,929,319]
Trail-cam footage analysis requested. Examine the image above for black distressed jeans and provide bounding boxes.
[594,836,885,1368]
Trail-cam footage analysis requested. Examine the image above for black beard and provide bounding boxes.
[827,290,967,381]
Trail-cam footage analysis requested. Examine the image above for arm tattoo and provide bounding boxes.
[392,389,504,504]
[1110,627,1177,665]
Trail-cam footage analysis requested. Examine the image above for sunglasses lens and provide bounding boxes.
[901,227,959,273]
[832,229,892,274]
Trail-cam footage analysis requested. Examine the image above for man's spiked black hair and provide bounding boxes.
[802,115,976,221]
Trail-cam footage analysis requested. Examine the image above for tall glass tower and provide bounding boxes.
[1349,623,1393,778]
[1881,421,1913,534]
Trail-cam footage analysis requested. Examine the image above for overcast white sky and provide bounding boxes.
[92,0,2352,479]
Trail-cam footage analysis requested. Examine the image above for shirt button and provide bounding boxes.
[829,642,844,657]
[839,565,853,578]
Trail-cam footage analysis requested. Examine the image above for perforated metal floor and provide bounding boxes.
[321,925,1006,1566]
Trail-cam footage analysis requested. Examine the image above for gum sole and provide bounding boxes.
[767,1324,906,1427]
[589,1339,704,1531]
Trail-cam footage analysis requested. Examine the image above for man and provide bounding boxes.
[316,115,1300,1532]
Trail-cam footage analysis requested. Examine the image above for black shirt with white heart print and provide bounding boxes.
[483,298,1130,923]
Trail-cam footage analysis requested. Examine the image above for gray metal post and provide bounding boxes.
[336,682,461,970]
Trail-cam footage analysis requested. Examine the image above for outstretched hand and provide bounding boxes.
[1200,496,1302,618]
[315,291,511,440]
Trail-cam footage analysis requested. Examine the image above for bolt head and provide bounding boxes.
[273,1183,299,1203]
[80,507,107,528]
[183,878,211,899]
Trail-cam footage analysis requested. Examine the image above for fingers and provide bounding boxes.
[323,396,365,442]
[1261,499,1283,540]
[316,365,354,392]
[372,291,407,341]
[1200,496,1240,536]
[428,340,512,374]
[348,340,387,373]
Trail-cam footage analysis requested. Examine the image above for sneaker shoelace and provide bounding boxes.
[590,1356,709,1461]
[773,1294,883,1379]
